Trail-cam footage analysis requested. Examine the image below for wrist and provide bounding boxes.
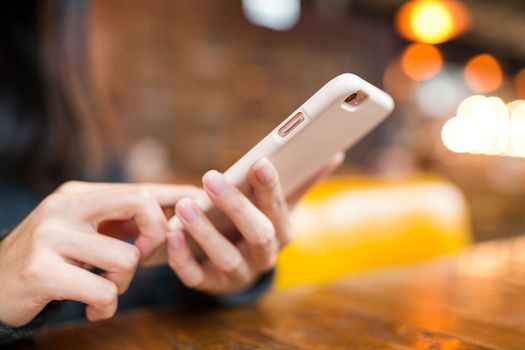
[0,301,63,345]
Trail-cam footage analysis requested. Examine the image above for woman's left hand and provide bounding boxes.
[166,154,343,294]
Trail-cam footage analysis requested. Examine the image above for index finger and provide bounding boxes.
[57,182,203,207]
[66,187,169,260]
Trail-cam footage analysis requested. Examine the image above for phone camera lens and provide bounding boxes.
[344,90,368,107]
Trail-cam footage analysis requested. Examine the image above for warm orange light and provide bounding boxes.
[401,43,443,81]
[464,54,503,93]
[515,69,525,99]
[396,0,470,44]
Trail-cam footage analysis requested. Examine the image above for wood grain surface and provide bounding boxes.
[11,237,525,349]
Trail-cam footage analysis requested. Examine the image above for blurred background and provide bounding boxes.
[88,0,525,280]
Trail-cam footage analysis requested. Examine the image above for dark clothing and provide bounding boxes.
[0,180,274,345]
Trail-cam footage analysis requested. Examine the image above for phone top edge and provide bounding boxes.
[224,73,394,188]
[300,74,394,121]
[272,73,394,143]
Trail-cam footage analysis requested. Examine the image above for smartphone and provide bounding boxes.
[166,73,393,253]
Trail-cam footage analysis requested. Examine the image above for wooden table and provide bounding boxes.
[12,237,525,349]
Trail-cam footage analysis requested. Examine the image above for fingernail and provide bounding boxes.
[334,151,345,165]
[255,158,275,183]
[168,232,183,251]
[168,216,183,231]
[177,198,198,222]
[203,170,228,196]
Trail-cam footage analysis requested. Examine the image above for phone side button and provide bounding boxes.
[278,112,305,138]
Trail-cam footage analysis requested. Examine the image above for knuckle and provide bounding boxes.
[277,221,292,248]
[124,186,154,207]
[262,197,287,214]
[117,245,141,271]
[32,219,58,243]
[134,186,155,203]
[167,251,186,272]
[233,274,250,288]
[167,258,178,272]
[220,255,243,274]
[56,180,81,193]
[181,272,204,289]
[279,233,292,248]
[132,187,160,212]
[254,220,276,246]
[38,193,65,215]
[259,253,278,272]
[93,284,118,307]
[21,253,47,281]
[168,260,184,278]
[168,258,203,289]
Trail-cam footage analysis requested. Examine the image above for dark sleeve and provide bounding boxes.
[0,230,63,346]
[0,302,63,346]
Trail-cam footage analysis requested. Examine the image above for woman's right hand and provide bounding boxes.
[0,181,197,328]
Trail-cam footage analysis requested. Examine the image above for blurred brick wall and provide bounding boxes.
[91,0,398,182]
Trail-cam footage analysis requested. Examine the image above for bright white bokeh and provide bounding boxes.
[416,65,470,118]
[441,96,525,158]
[242,0,301,31]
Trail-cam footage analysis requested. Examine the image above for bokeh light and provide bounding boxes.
[488,97,511,154]
[401,43,443,81]
[509,101,525,157]
[507,100,525,114]
[396,0,470,44]
[441,96,525,158]
[242,0,301,31]
[441,116,470,153]
[464,54,503,93]
[416,65,470,118]
[515,69,525,99]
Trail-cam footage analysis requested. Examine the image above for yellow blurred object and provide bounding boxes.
[275,176,471,289]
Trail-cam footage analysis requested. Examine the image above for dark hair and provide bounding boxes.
[0,0,116,191]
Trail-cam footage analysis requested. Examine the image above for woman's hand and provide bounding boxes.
[0,182,197,328]
[166,153,344,294]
